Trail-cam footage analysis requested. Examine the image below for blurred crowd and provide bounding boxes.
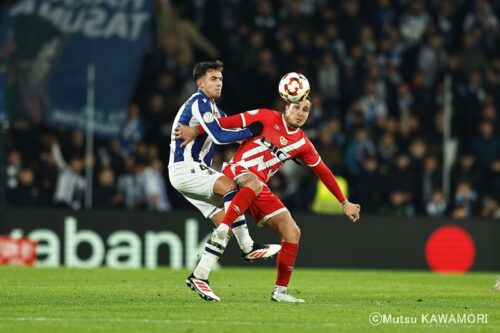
[6,0,500,219]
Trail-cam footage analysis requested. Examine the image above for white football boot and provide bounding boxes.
[186,274,220,301]
[271,286,305,303]
[242,243,281,262]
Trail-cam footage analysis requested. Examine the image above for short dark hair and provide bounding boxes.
[193,60,224,80]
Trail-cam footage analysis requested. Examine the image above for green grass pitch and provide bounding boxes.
[0,267,498,332]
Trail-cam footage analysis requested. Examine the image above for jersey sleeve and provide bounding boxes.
[197,109,265,134]
[191,98,253,144]
[240,109,268,127]
[297,136,321,167]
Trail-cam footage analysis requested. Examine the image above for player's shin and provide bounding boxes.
[193,232,231,280]
[221,187,257,226]
[220,190,254,253]
[275,242,299,287]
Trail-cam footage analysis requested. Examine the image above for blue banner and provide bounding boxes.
[0,0,155,136]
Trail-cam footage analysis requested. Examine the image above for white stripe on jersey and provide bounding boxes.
[169,96,193,166]
[191,98,214,162]
[169,93,214,167]
[238,137,307,172]
[241,144,269,159]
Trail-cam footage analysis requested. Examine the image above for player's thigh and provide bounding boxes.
[246,186,301,242]
[169,161,224,199]
[246,185,290,226]
[168,161,224,218]
[212,174,237,197]
[234,173,263,194]
[182,195,223,220]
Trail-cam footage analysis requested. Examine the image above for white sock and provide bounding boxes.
[231,215,254,253]
[275,285,287,292]
[215,223,230,239]
[194,232,231,280]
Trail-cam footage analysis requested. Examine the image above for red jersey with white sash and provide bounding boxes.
[228,109,321,183]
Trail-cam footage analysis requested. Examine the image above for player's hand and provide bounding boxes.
[248,121,263,136]
[342,201,361,223]
[174,124,199,148]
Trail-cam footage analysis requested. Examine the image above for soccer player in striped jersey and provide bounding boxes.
[168,60,281,302]
[175,97,361,303]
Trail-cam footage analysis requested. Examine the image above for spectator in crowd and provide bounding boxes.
[317,52,341,116]
[6,149,22,190]
[426,188,447,217]
[8,167,40,207]
[399,0,431,48]
[136,157,171,212]
[452,179,480,219]
[113,155,139,209]
[481,196,500,218]
[371,0,397,37]
[469,120,500,170]
[385,153,417,217]
[93,168,117,209]
[345,127,376,177]
[458,32,487,77]
[358,80,388,129]
[121,103,144,156]
[420,155,441,204]
[418,33,448,88]
[51,138,86,209]
[351,156,384,214]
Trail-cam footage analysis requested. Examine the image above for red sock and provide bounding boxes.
[275,241,299,287]
[221,187,257,226]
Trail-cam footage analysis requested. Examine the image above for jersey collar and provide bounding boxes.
[197,88,208,99]
[282,114,300,134]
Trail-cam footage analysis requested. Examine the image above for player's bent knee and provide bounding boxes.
[283,224,301,243]
[293,225,301,240]
[248,179,264,195]
[213,175,237,196]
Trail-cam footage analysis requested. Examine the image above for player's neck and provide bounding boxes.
[283,116,298,131]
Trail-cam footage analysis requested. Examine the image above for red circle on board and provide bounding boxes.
[425,226,476,273]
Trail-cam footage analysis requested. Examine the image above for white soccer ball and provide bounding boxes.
[278,72,310,104]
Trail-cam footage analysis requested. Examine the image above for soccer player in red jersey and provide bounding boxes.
[176,98,361,302]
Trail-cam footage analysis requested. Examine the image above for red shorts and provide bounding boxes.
[222,163,289,226]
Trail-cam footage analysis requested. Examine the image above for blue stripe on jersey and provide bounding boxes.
[191,134,207,162]
[171,89,252,166]
[203,144,215,166]
[173,95,196,163]
[173,138,185,163]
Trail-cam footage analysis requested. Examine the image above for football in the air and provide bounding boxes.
[278,72,310,104]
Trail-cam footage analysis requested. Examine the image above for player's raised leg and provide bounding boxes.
[186,175,280,301]
[215,172,280,260]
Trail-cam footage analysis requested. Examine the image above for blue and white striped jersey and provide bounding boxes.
[169,89,253,167]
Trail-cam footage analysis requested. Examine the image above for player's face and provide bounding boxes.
[197,69,223,99]
[284,99,311,129]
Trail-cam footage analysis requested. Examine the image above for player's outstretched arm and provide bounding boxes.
[175,114,263,148]
[311,160,361,223]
